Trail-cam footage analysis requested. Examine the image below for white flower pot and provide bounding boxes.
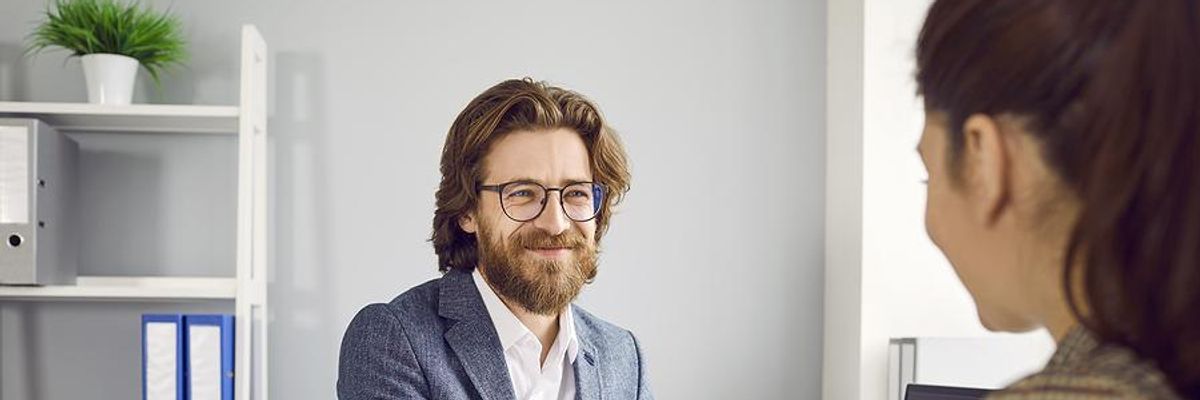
[81,53,139,105]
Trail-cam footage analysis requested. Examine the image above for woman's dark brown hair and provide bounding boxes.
[431,78,631,274]
[917,0,1200,396]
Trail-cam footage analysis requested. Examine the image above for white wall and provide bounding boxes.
[823,0,866,397]
[825,0,1055,399]
[0,1,827,399]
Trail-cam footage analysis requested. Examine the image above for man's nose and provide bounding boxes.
[532,191,571,236]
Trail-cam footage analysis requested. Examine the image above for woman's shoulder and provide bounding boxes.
[989,370,1174,399]
[987,328,1181,400]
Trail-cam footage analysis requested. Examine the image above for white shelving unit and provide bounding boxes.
[0,25,269,400]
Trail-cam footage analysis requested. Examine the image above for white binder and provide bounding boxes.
[143,314,186,400]
[185,314,235,400]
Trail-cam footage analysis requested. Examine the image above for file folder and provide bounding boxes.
[0,118,79,285]
[143,314,185,400]
[185,314,235,400]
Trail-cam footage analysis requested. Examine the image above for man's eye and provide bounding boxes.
[507,190,534,198]
[565,190,589,198]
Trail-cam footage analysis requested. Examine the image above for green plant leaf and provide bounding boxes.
[26,0,188,86]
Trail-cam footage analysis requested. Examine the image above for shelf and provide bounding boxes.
[0,25,270,400]
[0,101,240,134]
[0,276,238,301]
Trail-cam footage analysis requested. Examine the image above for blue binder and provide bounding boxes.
[142,314,185,400]
[183,314,235,400]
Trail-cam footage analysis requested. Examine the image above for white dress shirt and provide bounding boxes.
[473,269,580,400]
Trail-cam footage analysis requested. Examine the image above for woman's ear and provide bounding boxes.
[459,212,478,234]
[962,113,1012,226]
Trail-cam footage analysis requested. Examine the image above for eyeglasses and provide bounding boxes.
[479,180,607,222]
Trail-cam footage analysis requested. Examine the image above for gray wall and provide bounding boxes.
[0,1,825,398]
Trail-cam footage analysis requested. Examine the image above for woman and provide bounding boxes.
[914,0,1198,398]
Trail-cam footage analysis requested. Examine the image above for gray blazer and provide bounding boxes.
[337,269,653,400]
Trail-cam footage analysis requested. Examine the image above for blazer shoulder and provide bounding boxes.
[343,275,444,339]
[339,301,433,399]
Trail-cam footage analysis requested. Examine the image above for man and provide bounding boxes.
[338,78,652,400]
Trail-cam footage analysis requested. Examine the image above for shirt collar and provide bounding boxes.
[560,303,580,363]
[472,268,579,363]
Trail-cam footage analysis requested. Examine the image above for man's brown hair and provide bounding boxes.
[432,78,631,273]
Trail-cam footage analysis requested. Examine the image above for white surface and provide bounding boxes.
[0,276,238,300]
[145,322,179,400]
[0,125,29,223]
[81,54,139,105]
[824,0,866,398]
[825,0,1055,398]
[0,102,239,134]
[234,24,270,400]
[885,340,916,400]
[911,336,1054,389]
[189,325,223,400]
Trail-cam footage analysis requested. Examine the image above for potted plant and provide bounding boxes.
[27,0,186,105]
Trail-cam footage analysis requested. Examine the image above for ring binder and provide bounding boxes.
[143,314,186,400]
[0,118,78,285]
[184,314,235,400]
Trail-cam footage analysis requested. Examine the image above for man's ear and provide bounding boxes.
[459,212,478,234]
[962,113,1011,226]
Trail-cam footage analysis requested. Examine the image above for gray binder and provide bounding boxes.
[0,118,78,285]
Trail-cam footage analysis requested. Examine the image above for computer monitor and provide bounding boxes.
[905,383,992,400]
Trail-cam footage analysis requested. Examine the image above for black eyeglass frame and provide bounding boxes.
[478,180,607,223]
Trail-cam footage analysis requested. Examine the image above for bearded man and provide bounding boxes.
[338,78,652,400]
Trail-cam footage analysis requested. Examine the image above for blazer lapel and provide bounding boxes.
[574,308,603,400]
[439,269,517,400]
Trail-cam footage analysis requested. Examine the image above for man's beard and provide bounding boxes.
[476,221,598,315]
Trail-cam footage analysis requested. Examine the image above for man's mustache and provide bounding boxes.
[509,230,588,249]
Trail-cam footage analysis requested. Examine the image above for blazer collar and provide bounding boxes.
[439,268,517,400]
[573,305,603,400]
[439,269,605,400]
